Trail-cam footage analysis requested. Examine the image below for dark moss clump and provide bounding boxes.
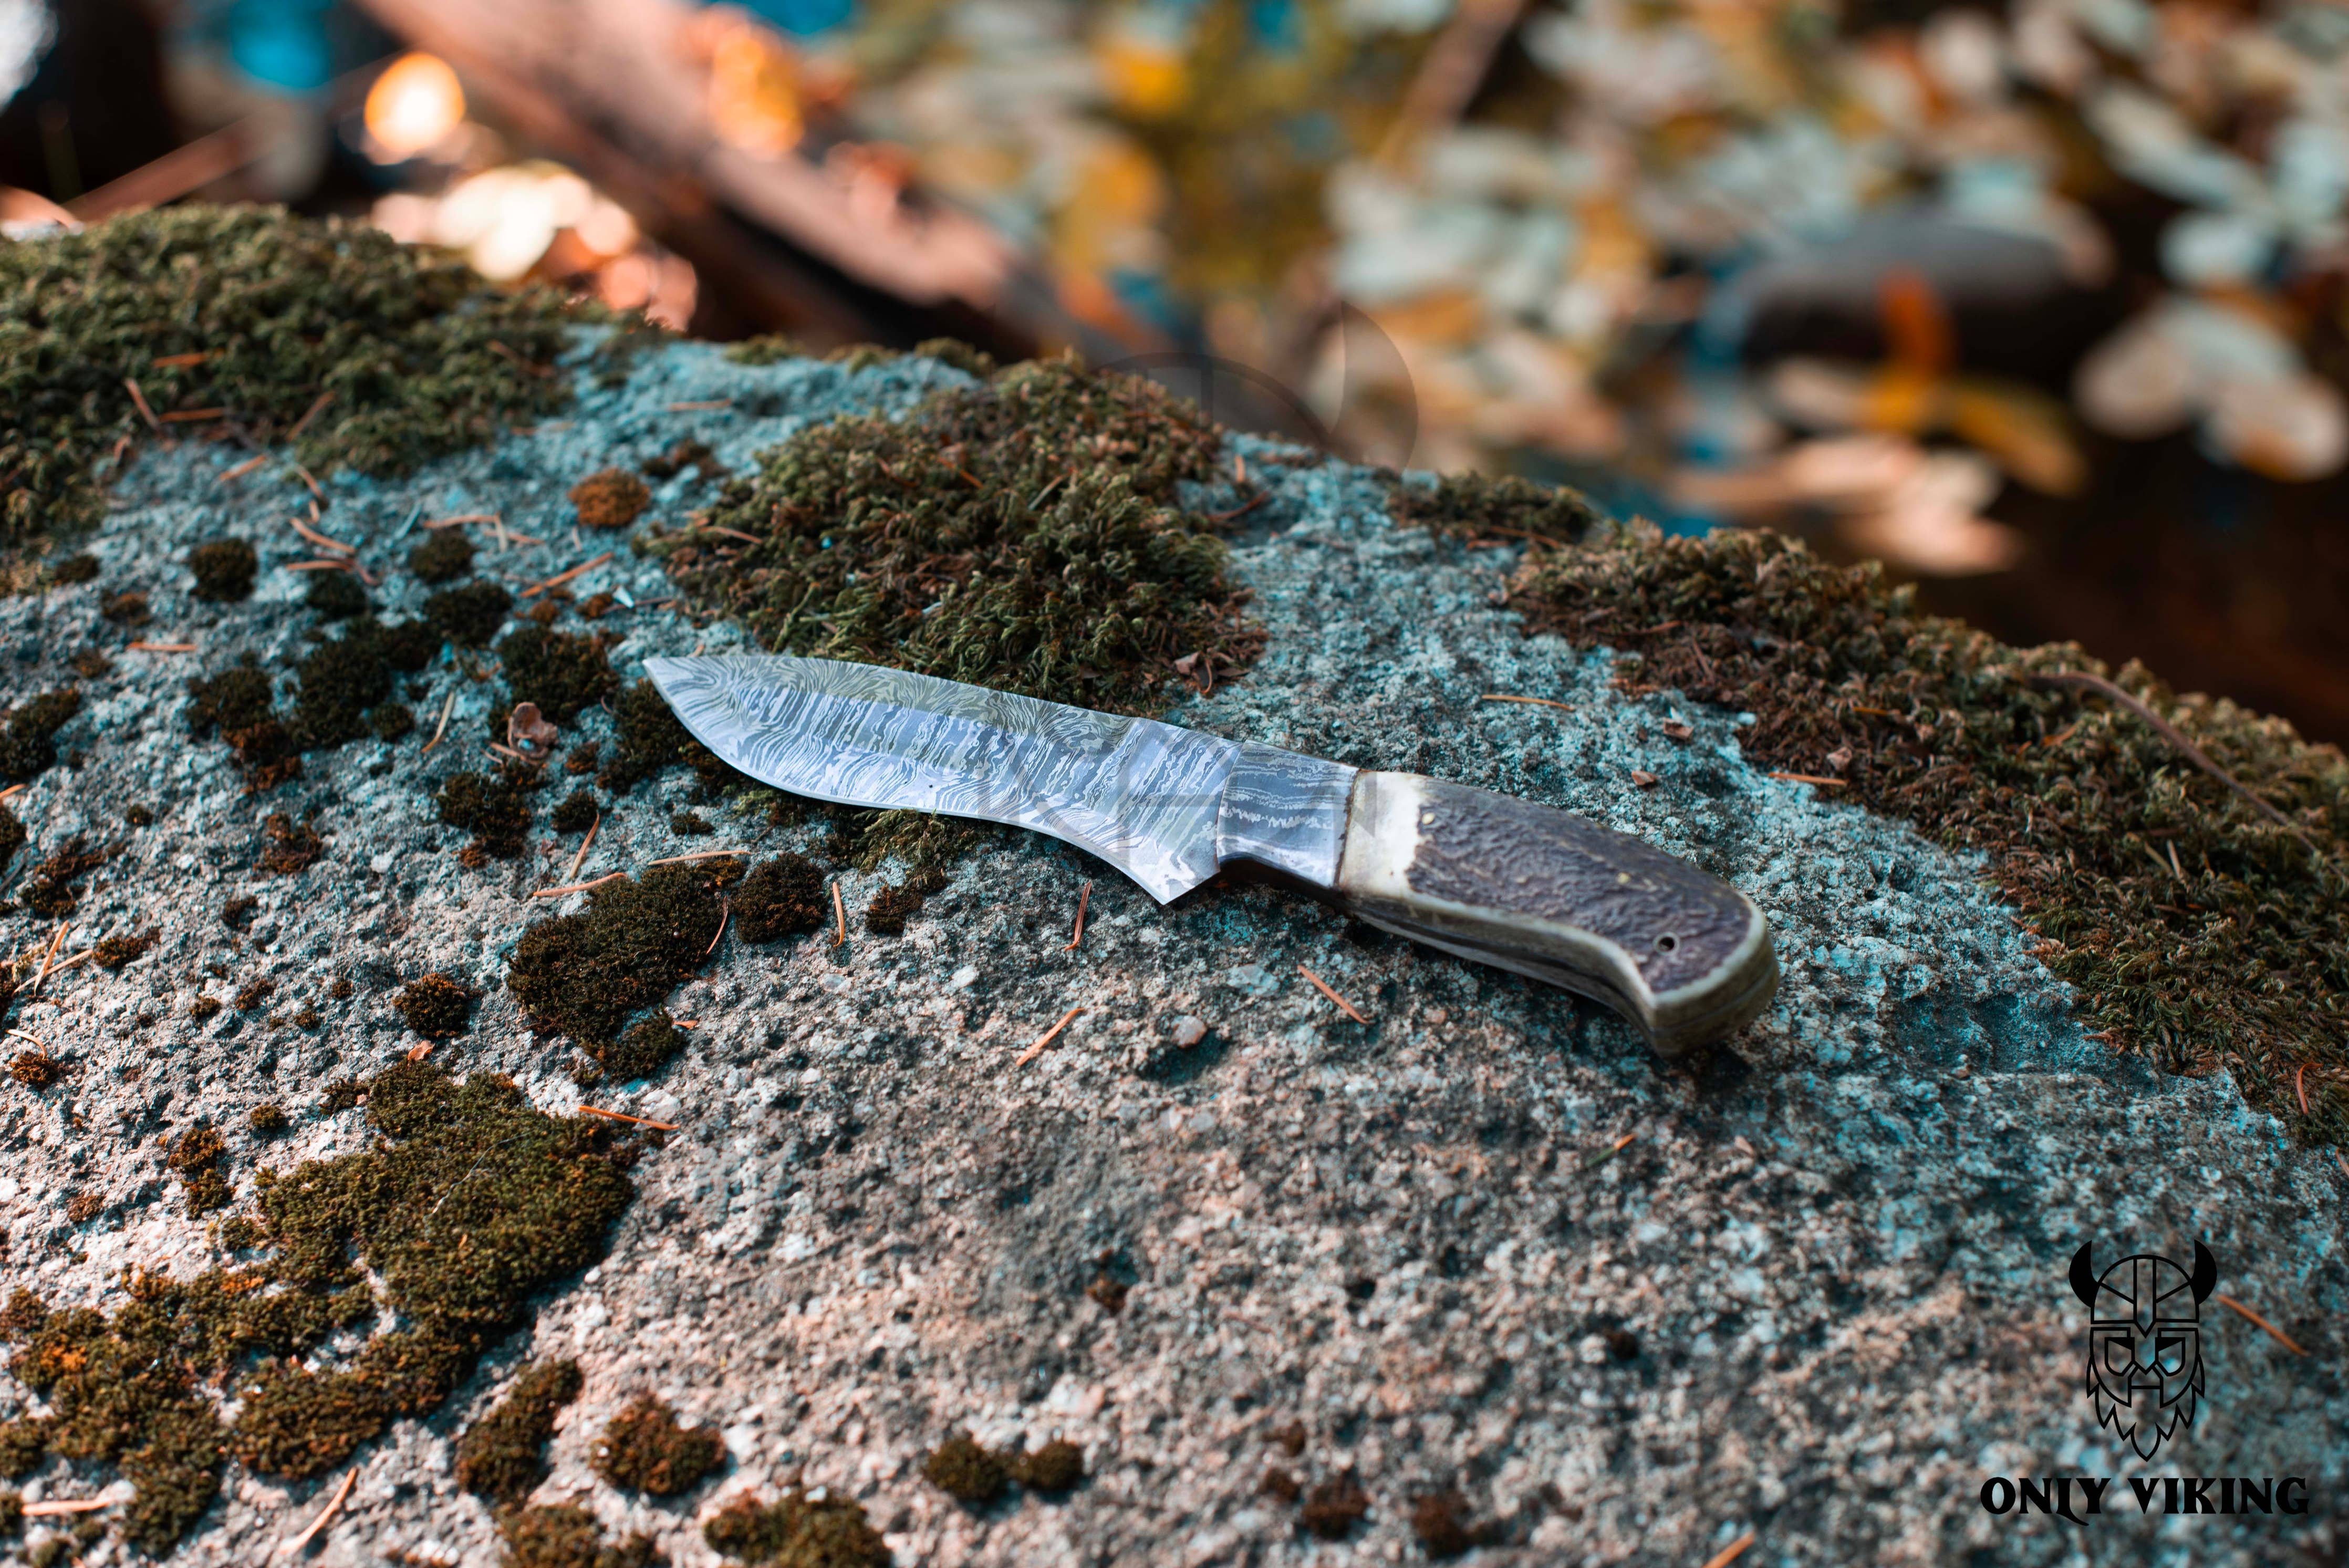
[597,679,727,795]
[186,663,292,786]
[1409,1491,1502,1559]
[500,1503,667,1568]
[0,206,579,543]
[227,1062,638,1487]
[663,358,1260,719]
[288,616,440,749]
[0,689,80,780]
[863,868,945,936]
[670,810,711,837]
[167,1126,232,1214]
[1394,471,1598,544]
[641,439,727,483]
[188,538,257,602]
[588,1014,687,1084]
[723,335,804,367]
[125,803,154,827]
[260,812,324,875]
[222,895,259,929]
[306,570,368,620]
[456,1358,583,1503]
[702,1488,890,1566]
[550,791,599,835]
[439,772,534,861]
[50,553,98,585]
[569,469,651,531]
[921,1431,1006,1505]
[234,977,276,1012]
[0,802,19,867]
[249,1103,288,1134]
[371,702,415,742]
[22,837,108,917]
[394,973,479,1040]
[428,580,514,647]
[216,1214,264,1251]
[1007,1440,1085,1493]
[410,529,476,584]
[588,1395,723,1496]
[101,590,150,625]
[733,855,826,942]
[507,861,735,1048]
[92,929,156,969]
[0,1418,44,1479]
[1510,521,2349,1142]
[1300,1474,1370,1540]
[7,1053,64,1089]
[189,996,223,1021]
[499,627,617,726]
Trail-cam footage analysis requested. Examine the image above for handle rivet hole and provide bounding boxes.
[1654,934,1678,953]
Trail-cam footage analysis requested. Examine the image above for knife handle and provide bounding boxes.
[1331,771,1776,1055]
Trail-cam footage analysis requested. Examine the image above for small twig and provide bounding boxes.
[1064,881,1092,950]
[646,850,747,867]
[578,1105,679,1130]
[1206,490,1270,523]
[420,688,458,755]
[486,742,532,764]
[1699,1532,1756,1568]
[1768,772,1847,788]
[1584,1131,1637,1169]
[160,406,227,424]
[126,641,198,652]
[1686,628,1716,684]
[667,399,734,412]
[5,1029,47,1051]
[290,463,324,501]
[286,513,356,556]
[23,1498,112,1519]
[533,872,628,899]
[831,882,847,947]
[565,813,601,884]
[1479,693,1574,712]
[216,453,269,485]
[704,899,730,957]
[0,783,27,804]
[2213,1294,2309,1356]
[123,378,161,431]
[699,526,762,544]
[423,513,500,529]
[2026,670,2294,830]
[2298,1063,2313,1116]
[1297,964,1368,1023]
[521,552,616,599]
[285,390,335,440]
[29,923,67,995]
[151,350,208,368]
[278,1467,356,1556]
[1015,1006,1085,1067]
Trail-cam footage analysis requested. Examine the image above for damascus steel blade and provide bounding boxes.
[644,654,1246,902]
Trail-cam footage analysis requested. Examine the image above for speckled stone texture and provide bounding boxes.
[0,337,2341,1567]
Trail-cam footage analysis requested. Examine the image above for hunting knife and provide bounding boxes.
[646,654,1778,1054]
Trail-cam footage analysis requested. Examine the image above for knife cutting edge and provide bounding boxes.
[644,653,1778,1055]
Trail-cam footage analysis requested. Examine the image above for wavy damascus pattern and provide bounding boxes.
[644,655,1244,902]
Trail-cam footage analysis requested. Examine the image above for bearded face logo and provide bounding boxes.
[2069,1241,2216,1459]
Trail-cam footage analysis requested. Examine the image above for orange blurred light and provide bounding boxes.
[365,53,466,163]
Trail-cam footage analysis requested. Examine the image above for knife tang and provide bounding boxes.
[1216,756,1777,1055]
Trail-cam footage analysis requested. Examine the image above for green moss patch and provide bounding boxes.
[500,1503,668,1568]
[657,357,1261,720]
[0,206,578,543]
[585,1014,687,1085]
[507,860,738,1049]
[863,868,945,935]
[588,1394,723,1496]
[0,689,81,781]
[1395,471,1600,545]
[456,1358,583,1504]
[703,1488,891,1566]
[188,616,438,789]
[596,679,726,796]
[1509,521,2349,1140]
[165,1127,232,1214]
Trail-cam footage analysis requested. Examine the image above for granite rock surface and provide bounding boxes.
[0,337,2341,1566]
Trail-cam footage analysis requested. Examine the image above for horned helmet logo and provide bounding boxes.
[2069,1241,2216,1459]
